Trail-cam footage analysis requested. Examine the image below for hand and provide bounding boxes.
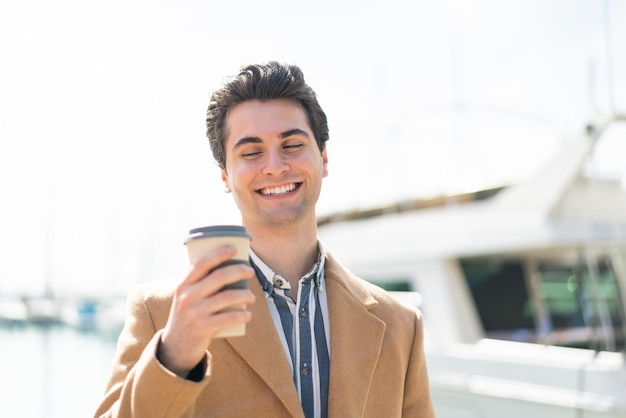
[158,245,256,377]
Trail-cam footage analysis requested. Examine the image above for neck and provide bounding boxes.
[246,221,319,287]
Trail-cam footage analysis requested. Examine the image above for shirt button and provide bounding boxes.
[301,363,310,376]
[299,309,307,319]
[262,284,269,292]
[275,278,283,286]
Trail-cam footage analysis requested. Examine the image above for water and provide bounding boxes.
[0,324,118,418]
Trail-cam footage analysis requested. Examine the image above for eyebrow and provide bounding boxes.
[280,128,310,139]
[232,128,311,150]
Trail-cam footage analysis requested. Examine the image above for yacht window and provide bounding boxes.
[461,255,625,351]
[536,265,585,329]
[540,257,626,351]
[461,259,534,332]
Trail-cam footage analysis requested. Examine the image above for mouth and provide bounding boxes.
[257,182,301,196]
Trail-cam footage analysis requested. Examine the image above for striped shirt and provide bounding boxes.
[249,246,330,418]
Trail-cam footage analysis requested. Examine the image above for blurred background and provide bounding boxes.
[1,0,625,417]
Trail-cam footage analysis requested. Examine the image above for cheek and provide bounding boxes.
[226,166,253,190]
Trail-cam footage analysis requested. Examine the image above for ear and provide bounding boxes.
[221,168,231,193]
[321,148,329,178]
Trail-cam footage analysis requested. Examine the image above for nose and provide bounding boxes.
[263,148,289,176]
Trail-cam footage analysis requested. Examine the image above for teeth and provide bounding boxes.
[261,183,297,196]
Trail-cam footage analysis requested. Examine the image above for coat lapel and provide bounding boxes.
[325,255,386,416]
[224,278,304,418]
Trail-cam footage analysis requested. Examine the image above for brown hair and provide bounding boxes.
[206,61,329,169]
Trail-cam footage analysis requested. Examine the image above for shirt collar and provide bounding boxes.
[249,242,326,296]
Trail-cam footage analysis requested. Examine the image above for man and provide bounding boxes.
[94,61,435,417]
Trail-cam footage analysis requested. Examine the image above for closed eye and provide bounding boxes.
[242,151,262,159]
[284,143,304,152]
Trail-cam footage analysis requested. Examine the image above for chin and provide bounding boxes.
[262,209,308,226]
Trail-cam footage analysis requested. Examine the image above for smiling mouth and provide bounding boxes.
[258,183,301,196]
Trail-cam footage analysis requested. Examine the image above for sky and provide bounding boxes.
[0,0,625,296]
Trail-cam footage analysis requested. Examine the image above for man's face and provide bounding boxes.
[221,99,328,228]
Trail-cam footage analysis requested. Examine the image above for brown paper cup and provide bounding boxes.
[184,225,251,338]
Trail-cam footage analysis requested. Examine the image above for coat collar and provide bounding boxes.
[224,251,386,417]
[324,251,386,416]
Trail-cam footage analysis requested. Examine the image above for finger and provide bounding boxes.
[194,263,255,296]
[195,289,256,317]
[206,308,253,337]
[183,245,238,285]
[176,263,255,309]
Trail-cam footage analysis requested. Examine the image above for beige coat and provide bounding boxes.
[94,251,435,418]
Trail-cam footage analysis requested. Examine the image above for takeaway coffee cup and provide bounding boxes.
[184,225,251,337]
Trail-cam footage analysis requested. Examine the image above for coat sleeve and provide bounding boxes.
[403,309,437,417]
[93,286,212,418]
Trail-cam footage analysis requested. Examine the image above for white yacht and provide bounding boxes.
[318,115,626,417]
